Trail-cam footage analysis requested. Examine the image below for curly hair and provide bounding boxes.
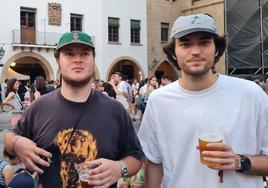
[163,34,226,72]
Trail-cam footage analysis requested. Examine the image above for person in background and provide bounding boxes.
[30,76,48,101]
[138,13,268,188]
[136,76,158,120]
[3,78,23,111]
[1,79,9,102]
[110,72,129,111]
[123,75,133,115]
[46,80,56,93]
[35,76,48,95]
[55,79,61,89]
[0,148,21,188]
[17,82,27,101]
[130,79,139,122]
[4,31,143,188]
[103,82,116,98]
[139,76,158,104]
[132,79,139,91]
[95,79,104,92]
[160,75,172,87]
[146,76,158,95]
[91,80,97,90]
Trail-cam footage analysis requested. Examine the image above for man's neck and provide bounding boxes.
[179,71,218,91]
[60,82,92,102]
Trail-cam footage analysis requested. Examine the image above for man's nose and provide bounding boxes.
[190,45,201,55]
[73,55,83,63]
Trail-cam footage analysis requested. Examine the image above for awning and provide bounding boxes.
[6,68,30,80]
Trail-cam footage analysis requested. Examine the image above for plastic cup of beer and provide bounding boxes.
[198,127,224,168]
[76,162,98,188]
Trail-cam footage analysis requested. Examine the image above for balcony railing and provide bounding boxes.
[12,30,62,46]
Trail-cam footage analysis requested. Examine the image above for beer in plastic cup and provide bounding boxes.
[199,132,223,168]
[76,162,98,188]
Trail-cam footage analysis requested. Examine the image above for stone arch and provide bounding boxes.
[1,51,54,82]
[106,56,145,82]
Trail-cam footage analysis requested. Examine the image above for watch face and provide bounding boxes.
[122,167,128,176]
[241,156,251,171]
[120,161,128,177]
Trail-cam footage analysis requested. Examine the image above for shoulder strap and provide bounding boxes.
[62,107,86,156]
[62,90,93,156]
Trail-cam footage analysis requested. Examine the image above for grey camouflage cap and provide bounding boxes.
[170,13,219,39]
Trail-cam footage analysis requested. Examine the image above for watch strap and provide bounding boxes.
[235,154,242,170]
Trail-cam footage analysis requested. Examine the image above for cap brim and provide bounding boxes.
[172,28,218,39]
[56,41,95,51]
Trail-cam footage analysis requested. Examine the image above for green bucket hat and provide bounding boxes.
[56,31,95,51]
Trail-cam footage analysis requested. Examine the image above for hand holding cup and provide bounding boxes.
[198,125,224,168]
[76,162,99,188]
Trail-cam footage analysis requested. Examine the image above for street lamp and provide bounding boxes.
[0,46,5,59]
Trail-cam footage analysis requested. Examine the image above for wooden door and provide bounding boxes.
[20,10,36,44]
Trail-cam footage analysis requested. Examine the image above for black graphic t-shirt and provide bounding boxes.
[14,89,143,188]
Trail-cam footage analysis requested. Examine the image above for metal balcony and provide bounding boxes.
[12,30,62,48]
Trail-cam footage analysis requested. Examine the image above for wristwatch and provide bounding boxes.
[236,154,251,172]
[120,161,128,177]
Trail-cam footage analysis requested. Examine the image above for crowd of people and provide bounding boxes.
[0,13,267,188]
[83,73,172,124]
[0,73,172,124]
[0,78,60,108]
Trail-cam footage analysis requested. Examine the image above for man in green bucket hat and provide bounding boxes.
[4,31,144,188]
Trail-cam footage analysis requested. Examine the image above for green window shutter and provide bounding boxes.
[131,20,140,29]
[161,23,169,29]
[109,18,119,27]
[21,7,36,13]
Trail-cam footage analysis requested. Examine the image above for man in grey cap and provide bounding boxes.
[138,13,268,187]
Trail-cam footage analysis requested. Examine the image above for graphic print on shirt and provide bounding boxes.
[55,128,98,188]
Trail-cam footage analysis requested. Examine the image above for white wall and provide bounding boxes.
[102,0,147,80]
[0,0,147,81]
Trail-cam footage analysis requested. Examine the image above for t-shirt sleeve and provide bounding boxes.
[118,82,128,93]
[13,105,33,138]
[259,94,268,155]
[118,109,144,161]
[138,99,162,164]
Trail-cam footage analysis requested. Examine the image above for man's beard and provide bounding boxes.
[180,61,214,77]
[61,74,92,88]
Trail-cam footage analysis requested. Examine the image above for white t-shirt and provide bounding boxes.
[116,81,129,109]
[139,84,147,96]
[138,75,268,188]
[132,83,140,90]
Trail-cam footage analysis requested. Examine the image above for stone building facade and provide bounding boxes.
[0,0,147,83]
